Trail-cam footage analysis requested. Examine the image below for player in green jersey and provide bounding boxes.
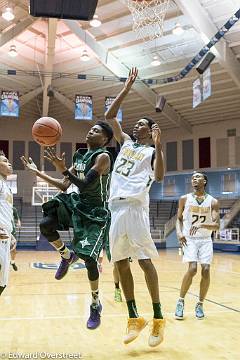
[21,121,113,329]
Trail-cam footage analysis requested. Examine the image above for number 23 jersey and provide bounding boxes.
[182,193,214,239]
[109,140,155,206]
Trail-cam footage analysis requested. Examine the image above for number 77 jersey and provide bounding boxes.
[182,193,214,239]
[109,140,155,206]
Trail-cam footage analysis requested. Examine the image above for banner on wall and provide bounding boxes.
[192,78,202,109]
[0,91,19,117]
[75,95,93,120]
[105,97,122,122]
[202,68,212,101]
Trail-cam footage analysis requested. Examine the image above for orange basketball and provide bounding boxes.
[32,117,62,147]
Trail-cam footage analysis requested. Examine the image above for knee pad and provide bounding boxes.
[85,257,99,281]
[39,216,59,242]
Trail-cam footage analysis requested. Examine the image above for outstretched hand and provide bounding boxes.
[189,225,200,236]
[21,156,38,173]
[44,147,67,173]
[151,124,161,145]
[124,67,138,92]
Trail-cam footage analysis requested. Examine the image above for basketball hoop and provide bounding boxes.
[126,0,170,42]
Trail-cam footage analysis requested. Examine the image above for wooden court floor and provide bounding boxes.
[0,249,239,360]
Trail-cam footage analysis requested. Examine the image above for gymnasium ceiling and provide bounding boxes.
[0,0,240,134]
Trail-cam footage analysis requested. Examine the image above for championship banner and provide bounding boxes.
[75,95,93,120]
[192,78,202,109]
[203,68,212,101]
[105,97,122,122]
[0,91,19,117]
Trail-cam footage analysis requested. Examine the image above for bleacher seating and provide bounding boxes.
[149,200,178,242]
[14,196,239,249]
[14,197,73,249]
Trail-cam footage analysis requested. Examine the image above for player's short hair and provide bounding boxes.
[96,121,113,145]
[0,150,5,157]
[142,117,156,129]
[193,171,208,187]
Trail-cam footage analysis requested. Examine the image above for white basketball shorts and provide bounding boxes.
[182,237,213,264]
[0,230,11,287]
[109,199,159,262]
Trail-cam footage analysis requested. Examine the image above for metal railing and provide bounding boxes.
[164,214,177,239]
[220,199,240,230]
[215,228,239,242]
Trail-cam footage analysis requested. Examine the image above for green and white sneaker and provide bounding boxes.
[195,302,205,319]
[175,300,184,320]
[114,288,123,302]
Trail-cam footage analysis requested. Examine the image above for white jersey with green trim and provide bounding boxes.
[0,178,13,233]
[109,140,155,206]
[182,193,213,239]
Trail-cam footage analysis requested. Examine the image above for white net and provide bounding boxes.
[127,0,170,42]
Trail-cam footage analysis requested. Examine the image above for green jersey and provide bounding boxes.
[42,147,113,260]
[73,147,112,207]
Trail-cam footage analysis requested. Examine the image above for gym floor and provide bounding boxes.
[0,249,239,360]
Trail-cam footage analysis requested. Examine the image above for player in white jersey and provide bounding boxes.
[175,172,220,320]
[105,68,165,348]
[0,150,14,296]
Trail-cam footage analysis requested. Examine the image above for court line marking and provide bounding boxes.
[164,286,240,313]
[0,309,234,322]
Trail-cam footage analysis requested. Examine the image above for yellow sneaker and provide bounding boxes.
[124,317,148,344]
[148,318,166,347]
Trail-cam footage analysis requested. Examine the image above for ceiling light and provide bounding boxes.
[8,44,18,57]
[2,7,15,21]
[151,55,161,67]
[172,23,184,36]
[90,14,101,28]
[81,49,90,62]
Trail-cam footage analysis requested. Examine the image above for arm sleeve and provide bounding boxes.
[62,169,99,191]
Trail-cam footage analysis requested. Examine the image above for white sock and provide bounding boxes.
[91,289,100,307]
[55,244,71,259]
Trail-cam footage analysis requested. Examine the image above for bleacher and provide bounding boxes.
[149,200,178,242]
[14,196,73,249]
[14,196,239,250]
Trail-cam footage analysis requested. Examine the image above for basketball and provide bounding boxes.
[32,117,62,146]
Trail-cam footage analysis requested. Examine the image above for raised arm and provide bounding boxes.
[44,148,110,191]
[105,68,138,144]
[152,124,165,182]
[21,156,71,192]
[62,153,110,191]
[176,196,187,247]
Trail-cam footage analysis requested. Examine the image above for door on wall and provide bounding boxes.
[0,140,9,158]
[199,137,211,168]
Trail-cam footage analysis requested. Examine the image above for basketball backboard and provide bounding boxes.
[32,186,59,206]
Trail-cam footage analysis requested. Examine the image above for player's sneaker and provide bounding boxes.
[11,263,18,271]
[175,299,184,320]
[195,302,205,319]
[55,252,78,280]
[87,303,102,329]
[148,318,166,347]
[114,288,122,302]
[123,317,148,344]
